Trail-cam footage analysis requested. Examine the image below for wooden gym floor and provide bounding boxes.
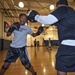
[0,46,75,75]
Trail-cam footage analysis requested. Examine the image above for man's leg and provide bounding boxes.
[57,71,67,75]
[0,62,11,75]
[20,47,37,75]
[24,64,37,75]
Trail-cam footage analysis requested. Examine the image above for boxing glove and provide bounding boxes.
[27,10,39,22]
[36,26,43,35]
[8,22,20,33]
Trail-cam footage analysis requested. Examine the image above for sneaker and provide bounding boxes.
[33,72,37,75]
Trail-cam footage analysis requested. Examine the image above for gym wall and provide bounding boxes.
[0,12,12,50]
[0,12,3,39]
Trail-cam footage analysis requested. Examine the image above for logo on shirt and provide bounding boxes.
[19,28,27,32]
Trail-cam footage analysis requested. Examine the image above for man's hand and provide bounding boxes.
[31,33,36,37]
[31,26,43,37]
[6,32,12,37]
[6,22,20,37]
[27,10,39,22]
[8,22,20,33]
[36,26,43,35]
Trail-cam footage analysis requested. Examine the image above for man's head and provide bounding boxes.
[19,14,27,25]
[56,0,68,7]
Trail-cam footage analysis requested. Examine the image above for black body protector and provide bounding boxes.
[51,6,75,42]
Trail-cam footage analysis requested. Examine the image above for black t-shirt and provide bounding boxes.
[51,6,75,42]
[51,6,68,20]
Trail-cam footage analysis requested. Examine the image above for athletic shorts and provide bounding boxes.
[55,44,75,72]
[4,46,30,65]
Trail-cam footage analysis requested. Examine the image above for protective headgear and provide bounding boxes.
[56,0,68,6]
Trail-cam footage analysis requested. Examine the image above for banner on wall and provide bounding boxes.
[4,21,10,33]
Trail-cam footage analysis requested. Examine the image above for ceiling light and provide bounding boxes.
[18,2,24,8]
[42,24,45,27]
[50,4,54,10]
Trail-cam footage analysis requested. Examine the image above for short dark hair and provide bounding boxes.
[19,14,27,18]
[56,0,68,6]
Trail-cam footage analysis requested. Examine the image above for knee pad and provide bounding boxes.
[25,64,31,70]
[2,65,9,70]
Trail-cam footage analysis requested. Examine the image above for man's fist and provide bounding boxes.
[36,26,44,35]
[8,22,20,33]
[27,10,39,22]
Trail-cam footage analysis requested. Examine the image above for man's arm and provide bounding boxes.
[27,8,68,24]
[27,10,58,24]
[31,33,36,37]
[31,26,44,37]
[6,22,20,37]
[35,14,58,24]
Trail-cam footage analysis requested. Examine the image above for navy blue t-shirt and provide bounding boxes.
[51,6,75,42]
